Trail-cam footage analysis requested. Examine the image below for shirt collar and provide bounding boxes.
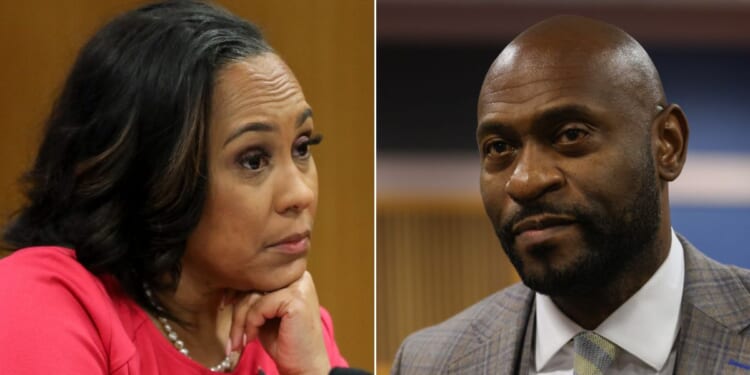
[535,229,685,371]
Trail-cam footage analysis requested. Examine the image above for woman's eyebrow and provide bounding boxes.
[223,122,275,148]
[223,107,313,148]
[297,107,313,127]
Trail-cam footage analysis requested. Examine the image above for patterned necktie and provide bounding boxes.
[573,331,619,375]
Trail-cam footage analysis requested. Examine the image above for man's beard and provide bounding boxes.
[495,157,661,297]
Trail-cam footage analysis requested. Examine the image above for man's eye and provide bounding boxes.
[485,140,513,157]
[556,128,588,144]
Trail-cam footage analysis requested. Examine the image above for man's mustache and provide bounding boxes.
[500,203,587,239]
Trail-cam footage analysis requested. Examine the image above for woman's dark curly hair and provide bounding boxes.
[3,0,271,314]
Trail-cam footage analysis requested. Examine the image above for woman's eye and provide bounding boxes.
[293,133,323,159]
[556,128,588,144]
[294,139,310,158]
[239,150,269,171]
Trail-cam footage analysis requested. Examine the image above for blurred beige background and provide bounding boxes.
[0,0,373,371]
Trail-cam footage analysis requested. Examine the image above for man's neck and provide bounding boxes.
[550,233,672,330]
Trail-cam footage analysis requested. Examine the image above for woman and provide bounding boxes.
[0,1,351,373]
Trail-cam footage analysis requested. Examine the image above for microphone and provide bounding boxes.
[258,366,371,375]
[329,367,372,375]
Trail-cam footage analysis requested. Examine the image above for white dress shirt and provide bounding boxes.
[531,229,685,374]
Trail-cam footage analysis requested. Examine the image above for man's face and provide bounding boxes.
[477,50,662,296]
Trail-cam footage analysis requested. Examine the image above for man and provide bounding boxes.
[392,15,750,375]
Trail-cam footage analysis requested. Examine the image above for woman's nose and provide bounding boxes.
[274,163,316,215]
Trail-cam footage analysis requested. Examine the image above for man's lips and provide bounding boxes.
[509,214,578,249]
[511,214,576,235]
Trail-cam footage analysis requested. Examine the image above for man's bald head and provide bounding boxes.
[481,15,666,123]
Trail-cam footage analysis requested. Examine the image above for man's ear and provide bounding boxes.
[653,104,689,182]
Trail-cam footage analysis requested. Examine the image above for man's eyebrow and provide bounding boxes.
[476,121,512,141]
[223,122,275,147]
[532,104,595,130]
[476,104,596,141]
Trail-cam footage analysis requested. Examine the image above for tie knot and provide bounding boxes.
[573,331,619,375]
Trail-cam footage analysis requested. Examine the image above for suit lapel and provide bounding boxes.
[516,301,536,374]
[674,236,750,374]
[444,284,535,374]
[440,235,750,374]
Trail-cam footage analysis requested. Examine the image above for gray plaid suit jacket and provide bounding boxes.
[392,235,750,374]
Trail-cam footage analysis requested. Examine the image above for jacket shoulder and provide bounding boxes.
[680,235,750,333]
[392,282,533,374]
[727,264,750,292]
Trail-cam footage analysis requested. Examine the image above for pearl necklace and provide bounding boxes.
[143,285,233,372]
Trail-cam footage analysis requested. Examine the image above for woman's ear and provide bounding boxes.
[653,104,689,182]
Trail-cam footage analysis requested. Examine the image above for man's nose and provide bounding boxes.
[505,145,564,203]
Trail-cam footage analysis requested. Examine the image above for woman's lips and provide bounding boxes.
[267,232,310,254]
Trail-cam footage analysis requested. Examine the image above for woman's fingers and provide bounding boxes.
[228,292,263,354]
[228,271,329,374]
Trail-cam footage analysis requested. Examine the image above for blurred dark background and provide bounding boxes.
[378,1,750,153]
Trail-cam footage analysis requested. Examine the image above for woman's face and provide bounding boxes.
[182,53,318,293]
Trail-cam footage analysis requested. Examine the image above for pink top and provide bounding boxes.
[0,246,348,374]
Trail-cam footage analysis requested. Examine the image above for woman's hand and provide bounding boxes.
[229,271,330,375]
